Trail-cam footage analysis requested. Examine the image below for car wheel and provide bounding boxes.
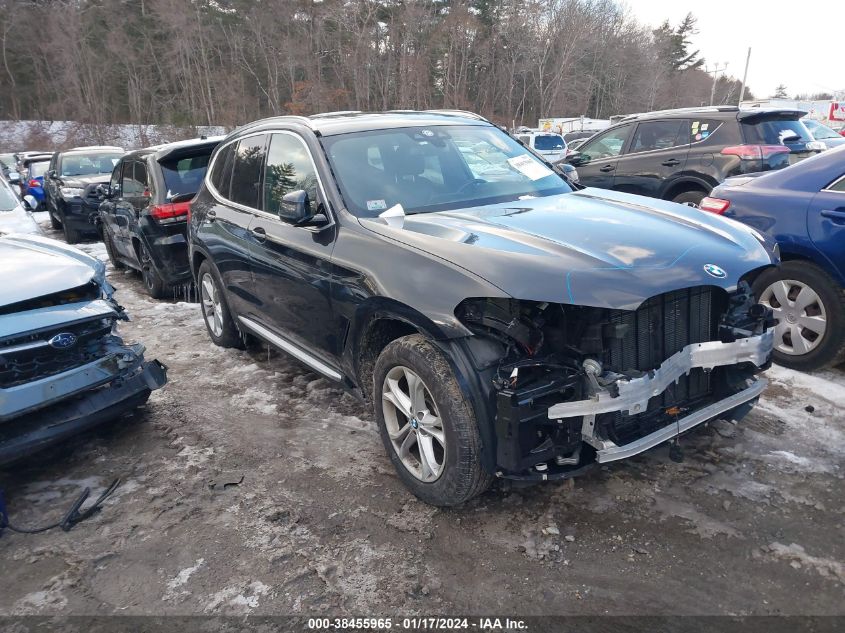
[48,206,61,230]
[753,261,845,370]
[672,190,706,207]
[373,334,492,506]
[102,230,125,270]
[138,242,170,299]
[197,260,244,348]
[61,213,81,244]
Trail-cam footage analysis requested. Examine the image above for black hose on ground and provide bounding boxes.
[0,477,120,537]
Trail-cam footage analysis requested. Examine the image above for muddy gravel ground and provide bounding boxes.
[1,219,843,618]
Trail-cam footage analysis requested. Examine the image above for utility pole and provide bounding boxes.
[707,63,729,106]
[738,48,751,105]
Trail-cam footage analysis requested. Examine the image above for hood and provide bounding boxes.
[59,174,111,187]
[0,235,109,307]
[360,188,774,310]
[0,206,42,236]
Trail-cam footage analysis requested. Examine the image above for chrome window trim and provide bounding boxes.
[204,129,334,228]
[821,174,845,194]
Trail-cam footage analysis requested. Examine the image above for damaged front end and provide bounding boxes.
[0,258,167,464]
[456,282,773,481]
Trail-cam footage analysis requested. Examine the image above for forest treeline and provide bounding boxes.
[0,0,753,128]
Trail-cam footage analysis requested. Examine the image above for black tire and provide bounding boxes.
[49,208,61,230]
[138,242,170,299]
[197,259,244,348]
[102,230,125,270]
[752,261,845,370]
[373,334,493,506]
[671,190,706,207]
[61,213,82,244]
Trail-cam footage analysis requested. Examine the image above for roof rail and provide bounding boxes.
[619,105,739,122]
[309,111,363,119]
[423,109,490,122]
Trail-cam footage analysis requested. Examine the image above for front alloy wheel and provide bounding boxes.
[382,365,446,482]
[759,279,826,356]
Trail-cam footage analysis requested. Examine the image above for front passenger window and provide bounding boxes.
[579,125,632,161]
[264,133,319,216]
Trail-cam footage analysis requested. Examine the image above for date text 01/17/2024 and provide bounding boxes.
[306,617,529,630]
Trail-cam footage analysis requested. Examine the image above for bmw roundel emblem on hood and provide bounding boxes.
[48,332,78,349]
[703,264,727,279]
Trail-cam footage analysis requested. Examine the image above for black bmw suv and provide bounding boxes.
[189,111,776,505]
[565,106,823,206]
[99,136,222,298]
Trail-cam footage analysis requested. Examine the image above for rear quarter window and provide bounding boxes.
[209,143,235,198]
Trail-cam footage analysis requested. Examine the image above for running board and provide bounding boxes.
[237,316,343,381]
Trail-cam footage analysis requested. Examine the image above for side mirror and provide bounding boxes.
[7,170,20,183]
[95,183,108,198]
[46,169,56,179]
[22,194,37,210]
[565,152,583,165]
[278,190,310,223]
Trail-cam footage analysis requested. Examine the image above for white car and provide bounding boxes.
[0,176,41,236]
[516,131,568,162]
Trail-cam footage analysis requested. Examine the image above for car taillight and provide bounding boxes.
[699,197,731,215]
[720,144,790,160]
[28,179,39,188]
[150,201,190,224]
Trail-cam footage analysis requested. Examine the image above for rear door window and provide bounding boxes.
[229,135,268,209]
[629,120,688,153]
[160,152,212,200]
[743,118,812,145]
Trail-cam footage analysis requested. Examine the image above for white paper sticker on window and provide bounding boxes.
[507,155,554,181]
[367,199,387,211]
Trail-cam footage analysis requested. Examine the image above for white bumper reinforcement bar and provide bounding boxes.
[593,376,767,463]
[547,329,774,419]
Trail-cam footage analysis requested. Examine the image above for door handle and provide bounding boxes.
[599,164,615,173]
[661,158,680,167]
[206,209,217,222]
[820,208,845,223]
[251,226,267,242]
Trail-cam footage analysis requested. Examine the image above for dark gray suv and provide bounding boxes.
[189,111,776,505]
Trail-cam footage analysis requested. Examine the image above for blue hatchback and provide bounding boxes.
[22,157,50,210]
[700,145,845,370]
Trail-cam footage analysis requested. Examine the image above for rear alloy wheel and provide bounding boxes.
[197,260,244,348]
[139,243,169,299]
[373,334,492,506]
[671,190,706,207]
[754,261,845,370]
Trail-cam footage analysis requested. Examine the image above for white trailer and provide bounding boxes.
[538,116,610,134]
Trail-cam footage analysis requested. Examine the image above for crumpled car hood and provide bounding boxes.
[360,188,775,310]
[0,206,42,236]
[0,235,110,308]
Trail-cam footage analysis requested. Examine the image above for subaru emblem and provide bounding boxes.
[703,264,727,279]
[48,332,78,349]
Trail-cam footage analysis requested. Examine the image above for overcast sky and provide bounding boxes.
[627,1,843,100]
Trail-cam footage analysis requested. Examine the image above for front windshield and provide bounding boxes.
[61,152,122,177]
[0,181,18,211]
[322,124,571,217]
[805,120,840,140]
